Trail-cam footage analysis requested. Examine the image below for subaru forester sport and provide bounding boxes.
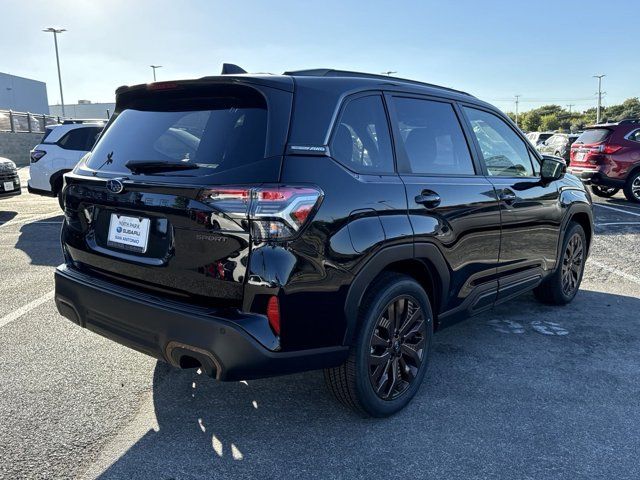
[55,66,593,417]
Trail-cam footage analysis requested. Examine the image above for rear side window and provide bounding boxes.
[330,95,394,174]
[58,128,90,151]
[86,89,268,178]
[628,130,640,143]
[575,128,611,145]
[464,107,536,177]
[392,97,475,175]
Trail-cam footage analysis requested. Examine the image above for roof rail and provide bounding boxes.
[283,68,472,96]
[61,119,106,124]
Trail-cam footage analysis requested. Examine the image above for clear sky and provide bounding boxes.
[1,0,637,113]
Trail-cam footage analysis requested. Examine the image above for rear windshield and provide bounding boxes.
[574,128,611,145]
[86,91,269,180]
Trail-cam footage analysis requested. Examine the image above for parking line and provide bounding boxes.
[596,222,640,227]
[589,260,640,286]
[0,290,55,329]
[594,203,640,218]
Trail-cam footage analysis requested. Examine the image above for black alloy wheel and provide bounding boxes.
[591,185,619,198]
[561,232,584,297]
[324,272,433,417]
[368,296,426,400]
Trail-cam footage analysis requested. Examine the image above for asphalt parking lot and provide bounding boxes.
[1,167,639,480]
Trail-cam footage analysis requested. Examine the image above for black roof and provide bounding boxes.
[283,68,472,97]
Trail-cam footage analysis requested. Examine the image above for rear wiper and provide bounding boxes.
[125,160,200,174]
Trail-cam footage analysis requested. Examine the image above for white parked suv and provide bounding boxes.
[28,122,104,206]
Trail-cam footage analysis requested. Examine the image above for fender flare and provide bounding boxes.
[342,243,450,344]
[557,191,594,261]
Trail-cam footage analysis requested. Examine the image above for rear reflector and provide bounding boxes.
[267,296,281,336]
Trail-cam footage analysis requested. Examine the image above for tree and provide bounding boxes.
[522,110,541,132]
[540,114,559,131]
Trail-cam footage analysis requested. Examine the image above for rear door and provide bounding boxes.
[461,105,563,301]
[63,81,292,306]
[386,94,502,316]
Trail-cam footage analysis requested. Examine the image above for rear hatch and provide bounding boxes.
[63,78,293,306]
[570,127,612,166]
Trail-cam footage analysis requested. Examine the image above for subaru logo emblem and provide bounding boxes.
[106,179,124,194]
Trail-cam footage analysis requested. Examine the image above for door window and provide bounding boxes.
[392,97,475,175]
[464,107,536,177]
[58,127,103,151]
[330,95,394,174]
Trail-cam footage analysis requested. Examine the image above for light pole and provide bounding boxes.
[43,27,66,117]
[150,65,162,81]
[514,95,521,127]
[593,74,606,123]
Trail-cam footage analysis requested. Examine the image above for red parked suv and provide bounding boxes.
[568,119,640,202]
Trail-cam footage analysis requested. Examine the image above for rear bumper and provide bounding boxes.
[0,188,21,197]
[54,265,348,380]
[567,167,624,188]
[27,182,56,197]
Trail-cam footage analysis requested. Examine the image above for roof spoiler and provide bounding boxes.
[221,63,247,75]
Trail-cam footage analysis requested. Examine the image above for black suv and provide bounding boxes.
[55,67,593,417]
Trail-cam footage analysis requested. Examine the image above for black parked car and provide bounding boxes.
[0,157,21,197]
[537,133,579,161]
[54,66,593,417]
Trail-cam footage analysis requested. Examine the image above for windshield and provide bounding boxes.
[86,100,268,178]
[574,128,611,145]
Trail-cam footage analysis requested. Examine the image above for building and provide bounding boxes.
[0,72,49,114]
[49,101,114,120]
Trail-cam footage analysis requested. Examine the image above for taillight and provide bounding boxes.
[600,144,622,154]
[30,150,46,163]
[199,185,323,241]
[266,296,281,336]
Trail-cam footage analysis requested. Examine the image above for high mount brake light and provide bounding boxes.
[147,82,179,91]
[199,185,323,240]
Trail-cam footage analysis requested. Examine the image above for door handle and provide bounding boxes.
[499,189,517,204]
[415,191,441,208]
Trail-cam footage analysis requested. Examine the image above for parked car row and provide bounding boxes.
[525,120,640,203]
[568,119,640,202]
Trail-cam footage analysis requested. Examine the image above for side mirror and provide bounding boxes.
[541,155,566,182]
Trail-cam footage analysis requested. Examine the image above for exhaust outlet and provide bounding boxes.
[165,341,222,379]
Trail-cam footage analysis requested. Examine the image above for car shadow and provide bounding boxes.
[0,210,17,224]
[14,215,64,266]
[94,289,640,480]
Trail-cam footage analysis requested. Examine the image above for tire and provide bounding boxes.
[591,185,620,198]
[533,222,586,305]
[623,170,640,203]
[57,190,65,210]
[324,272,433,417]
